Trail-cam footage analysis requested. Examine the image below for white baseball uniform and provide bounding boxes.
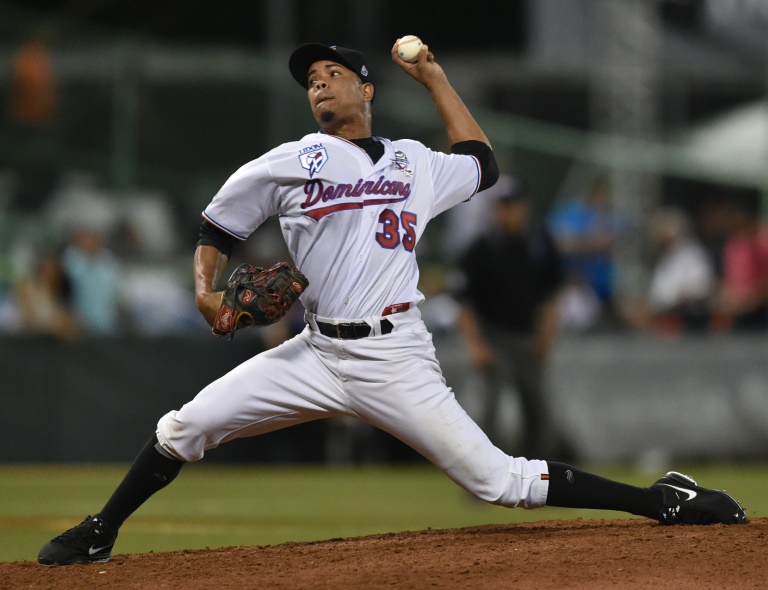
[157,132,549,509]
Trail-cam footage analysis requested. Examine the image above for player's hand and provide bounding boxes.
[390,41,446,89]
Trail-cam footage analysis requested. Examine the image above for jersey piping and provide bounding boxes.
[201,212,248,241]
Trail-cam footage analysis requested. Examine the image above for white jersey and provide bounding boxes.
[203,133,481,319]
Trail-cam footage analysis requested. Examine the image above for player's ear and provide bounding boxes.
[362,83,374,103]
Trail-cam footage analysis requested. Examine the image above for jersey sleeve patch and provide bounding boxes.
[298,144,329,178]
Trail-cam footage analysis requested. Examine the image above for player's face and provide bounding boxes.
[306,60,373,128]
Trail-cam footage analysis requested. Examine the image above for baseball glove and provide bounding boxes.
[212,261,309,338]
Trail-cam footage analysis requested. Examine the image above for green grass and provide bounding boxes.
[1,462,765,563]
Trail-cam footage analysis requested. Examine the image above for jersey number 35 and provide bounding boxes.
[376,209,417,252]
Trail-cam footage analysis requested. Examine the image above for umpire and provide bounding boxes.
[456,177,569,460]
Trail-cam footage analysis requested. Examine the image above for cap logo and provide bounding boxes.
[360,65,368,77]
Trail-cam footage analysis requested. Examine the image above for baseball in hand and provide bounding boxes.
[397,35,423,62]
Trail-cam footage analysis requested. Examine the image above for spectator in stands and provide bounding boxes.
[548,177,631,331]
[548,177,614,301]
[692,193,730,279]
[456,178,569,459]
[15,251,80,341]
[710,194,768,332]
[624,207,716,336]
[62,227,121,335]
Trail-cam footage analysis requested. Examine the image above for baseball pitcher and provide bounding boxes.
[39,39,747,566]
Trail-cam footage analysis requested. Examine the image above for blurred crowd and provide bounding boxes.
[2,164,767,343]
[434,173,768,341]
[2,41,767,343]
[545,177,768,338]
[0,40,308,342]
[0,169,208,340]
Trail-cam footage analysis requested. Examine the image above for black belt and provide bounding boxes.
[316,318,394,339]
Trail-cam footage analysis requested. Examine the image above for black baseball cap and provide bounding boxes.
[289,43,375,91]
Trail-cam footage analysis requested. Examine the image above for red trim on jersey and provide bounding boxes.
[362,196,409,207]
[303,202,364,220]
[303,196,409,221]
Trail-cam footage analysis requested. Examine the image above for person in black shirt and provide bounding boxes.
[457,178,565,459]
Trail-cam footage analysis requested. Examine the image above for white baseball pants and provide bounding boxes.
[157,307,549,509]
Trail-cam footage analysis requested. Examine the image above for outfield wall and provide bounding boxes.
[546,335,768,463]
[2,333,767,464]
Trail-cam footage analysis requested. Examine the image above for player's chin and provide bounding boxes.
[317,109,336,124]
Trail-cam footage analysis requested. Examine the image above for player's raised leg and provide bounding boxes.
[341,316,549,508]
[341,316,747,525]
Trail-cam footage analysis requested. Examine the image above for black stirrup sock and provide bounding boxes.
[99,434,185,529]
[545,462,662,519]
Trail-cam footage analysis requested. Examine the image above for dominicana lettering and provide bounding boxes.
[301,176,411,209]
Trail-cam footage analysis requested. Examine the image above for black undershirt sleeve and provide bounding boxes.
[197,220,238,259]
[450,140,499,193]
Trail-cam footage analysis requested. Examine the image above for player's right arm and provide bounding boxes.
[391,42,487,146]
[391,42,498,194]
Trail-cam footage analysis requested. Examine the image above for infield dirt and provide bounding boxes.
[2,517,765,589]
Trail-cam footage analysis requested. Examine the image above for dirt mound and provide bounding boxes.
[3,518,765,589]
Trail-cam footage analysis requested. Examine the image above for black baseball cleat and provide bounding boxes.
[651,471,748,525]
[38,514,117,565]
